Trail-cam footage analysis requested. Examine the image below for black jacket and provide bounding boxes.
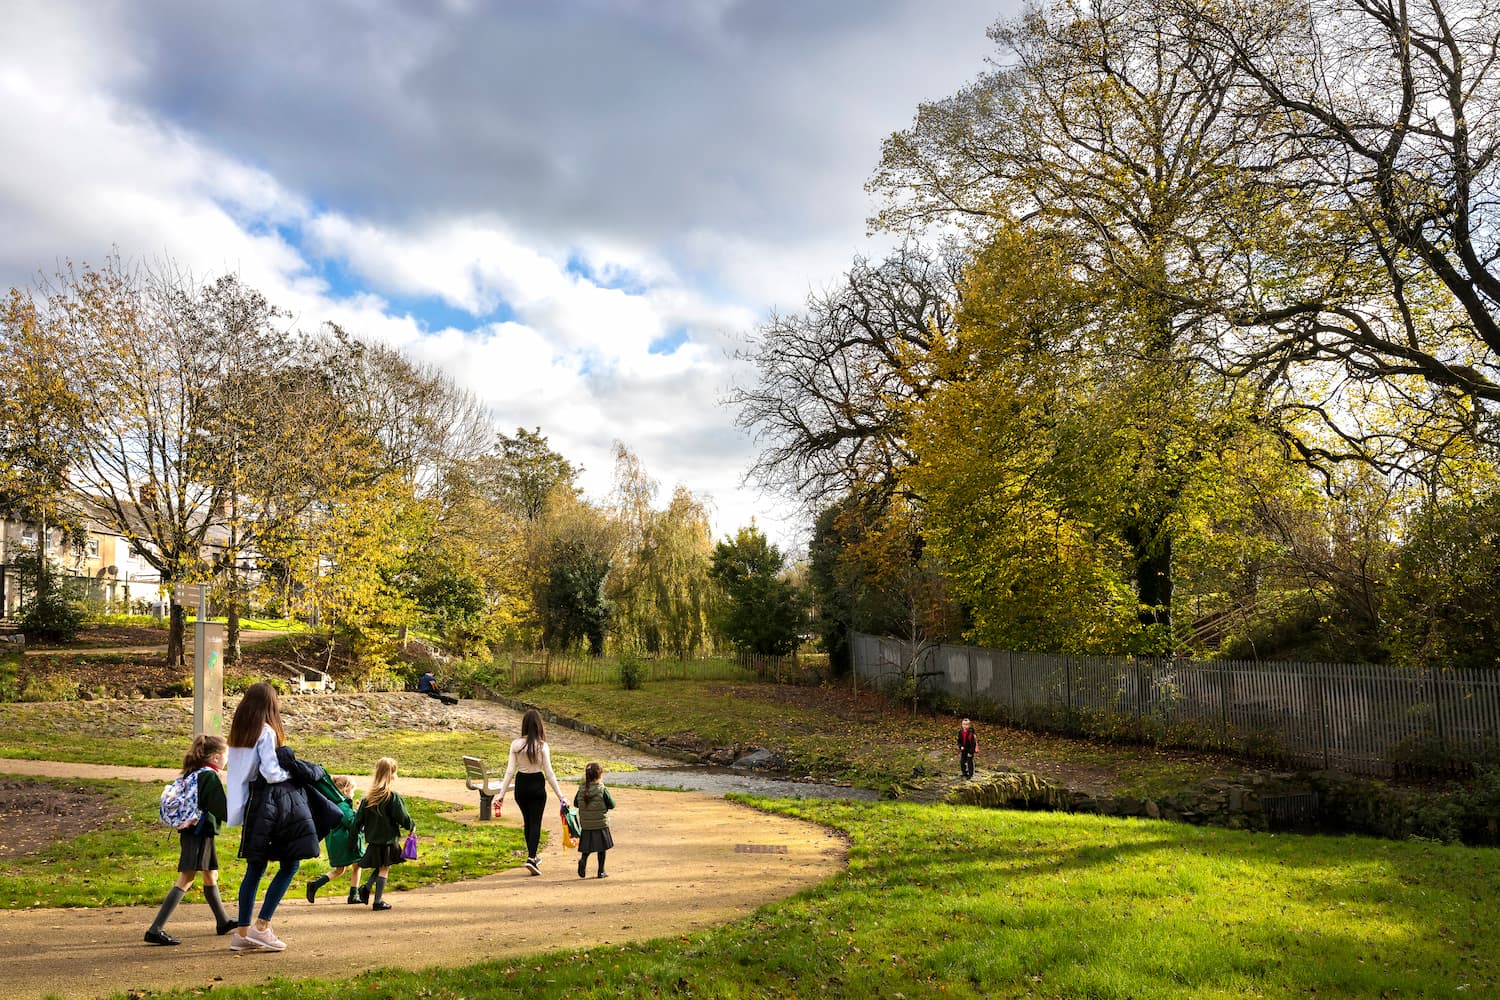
[236,746,342,863]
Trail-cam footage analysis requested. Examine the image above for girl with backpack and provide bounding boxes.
[352,757,413,911]
[144,734,235,945]
[572,762,616,879]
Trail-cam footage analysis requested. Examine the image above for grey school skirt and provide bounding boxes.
[177,831,218,872]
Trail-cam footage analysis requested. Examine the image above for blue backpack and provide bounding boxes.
[159,768,209,829]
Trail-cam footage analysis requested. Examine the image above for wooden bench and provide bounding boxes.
[287,665,335,694]
[463,755,505,820]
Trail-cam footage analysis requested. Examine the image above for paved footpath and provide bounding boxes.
[0,759,847,1000]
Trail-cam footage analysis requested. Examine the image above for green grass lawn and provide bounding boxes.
[520,680,1237,796]
[0,777,527,909]
[0,701,634,779]
[82,798,1498,1000]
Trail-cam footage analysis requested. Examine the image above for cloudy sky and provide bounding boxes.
[0,0,1011,551]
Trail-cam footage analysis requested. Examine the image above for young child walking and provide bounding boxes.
[573,762,616,879]
[957,718,978,779]
[145,734,236,944]
[305,775,364,904]
[353,757,413,911]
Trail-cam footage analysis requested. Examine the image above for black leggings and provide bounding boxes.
[515,772,546,859]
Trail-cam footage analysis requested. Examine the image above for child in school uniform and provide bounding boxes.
[145,734,236,944]
[573,762,616,879]
[352,757,413,911]
[957,718,978,779]
[305,775,365,904]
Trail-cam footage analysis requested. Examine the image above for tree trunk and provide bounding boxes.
[1130,526,1174,632]
[225,491,241,664]
[225,554,241,665]
[167,600,186,668]
[227,600,241,664]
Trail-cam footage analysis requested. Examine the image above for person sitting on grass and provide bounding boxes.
[417,671,458,706]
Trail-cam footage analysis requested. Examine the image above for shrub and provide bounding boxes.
[619,650,645,690]
[20,673,79,702]
[20,590,85,643]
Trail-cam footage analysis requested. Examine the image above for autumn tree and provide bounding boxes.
[421,456,532,654]
[25,259,257,665]
[606,442,658,650]
[485,427,581,524]
[333,332,492,492]
[868,0,1286,638]
[730,241,965,505]
[1175,0,1500,474]
[0,288,85,631]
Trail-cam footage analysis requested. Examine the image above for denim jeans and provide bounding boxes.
[237,857,301,926]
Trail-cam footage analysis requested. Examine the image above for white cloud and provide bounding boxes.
[0,0,1014,554]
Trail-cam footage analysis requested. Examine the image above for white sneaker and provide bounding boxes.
[228,931,261,952]
[244,924,286,952]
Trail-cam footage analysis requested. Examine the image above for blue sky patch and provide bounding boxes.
[565,253,650,295]
[648,328,690,355]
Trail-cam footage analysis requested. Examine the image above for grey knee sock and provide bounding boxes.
[596,849,607,874]
[372,875,388,906]
[149,886,184,933]
[203,885,231,925]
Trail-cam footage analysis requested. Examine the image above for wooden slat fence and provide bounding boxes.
[852,632,1500,776]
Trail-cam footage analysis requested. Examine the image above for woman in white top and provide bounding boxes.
[496,708,568,875]
[224,682,297,953]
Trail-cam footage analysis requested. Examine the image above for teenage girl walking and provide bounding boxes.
[226,681,321,952]
[496,708,568,875]
[353,757,413,911]
[573,762,616,879]
[145,734,236,944]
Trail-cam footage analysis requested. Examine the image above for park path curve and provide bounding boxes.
[0,758,848,1000]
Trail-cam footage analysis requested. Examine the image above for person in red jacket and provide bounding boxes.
[957,718,977,779]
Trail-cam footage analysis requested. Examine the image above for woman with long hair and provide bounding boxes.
[225,682,320,952]
[495,708,568,875]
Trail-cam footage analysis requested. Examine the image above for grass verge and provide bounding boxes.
[95,798,1498,999]
[519,680,1235,796]
[0,777,526,909]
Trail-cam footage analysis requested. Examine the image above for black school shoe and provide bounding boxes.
[216,918,237,936]
[372,901,393,911]
[144,928,180,946]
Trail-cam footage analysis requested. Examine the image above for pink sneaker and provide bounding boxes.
[244,924,286,952]
[228,930,260,952]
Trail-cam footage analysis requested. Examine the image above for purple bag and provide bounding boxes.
[401,831,418,860]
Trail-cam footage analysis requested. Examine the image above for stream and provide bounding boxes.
[608,764,881,801]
